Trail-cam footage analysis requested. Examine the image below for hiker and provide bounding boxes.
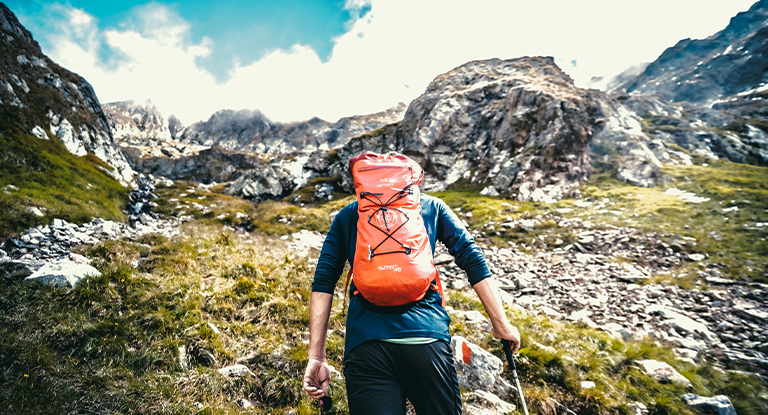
[303,152,521,415]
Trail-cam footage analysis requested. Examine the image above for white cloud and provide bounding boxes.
[40,0,757,125]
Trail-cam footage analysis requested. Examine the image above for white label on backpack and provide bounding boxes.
[377,178,394,187]
[375,210,398,228]
[377,264,402,272]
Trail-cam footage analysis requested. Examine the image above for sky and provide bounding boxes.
[5,0,760,125]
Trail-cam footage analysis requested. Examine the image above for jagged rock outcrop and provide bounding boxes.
[323,57,671,200]
[619,0,768,104]
[225,165,297,201]
[125,146,267,184]
[617,92,768,166]
[175,103,406,154]
[103,100,172,145]
[0,4,133,185]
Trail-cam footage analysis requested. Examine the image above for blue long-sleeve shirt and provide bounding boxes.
[312,194,492,356]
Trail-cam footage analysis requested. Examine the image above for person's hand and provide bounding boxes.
[492,320,521,354]
[303,358,331,400]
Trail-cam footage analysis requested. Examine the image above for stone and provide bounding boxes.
[454,310,490,326]
[480,186,500,196]
[207,322,221,335]
[218,364,255,377]
[636,359,692,388]
[647,305,715,340]
[26,206,45,217]
[616,263,649,282]
[580,381,596,389]
[628,401,649,415]
[681,394,736,415]
[225,165,296,200]
[24,259,101,288]
[0,259,45,280]
[733,303,768,324]
[617,158,662,188]
[68,253,91,265]
[434,253,454,265]
[193,347,217,367]
[518,219,535,232]
[464,390,515,415]
[514,271,536,289]
[452,279,469,290]
[688,253,706,262]
[451,336,505,394]
[313,183,334,201]
[178,345,190,371]
[568,309,597,329]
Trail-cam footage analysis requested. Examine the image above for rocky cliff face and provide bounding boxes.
[311,57,673,202]
[619,0,768,104]
[619,92,768,166]
[0,4,133,185]
[103,100,172,146]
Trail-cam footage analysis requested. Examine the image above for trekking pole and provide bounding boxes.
[501,339,529,415]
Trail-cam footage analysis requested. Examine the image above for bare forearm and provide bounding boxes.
[308,292,334,361]
[473,278,508,326]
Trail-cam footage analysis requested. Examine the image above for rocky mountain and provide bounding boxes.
[601,0,768,168]
[0,3,132,185]
[619,0,768,104]
[298,57,678,203]
[175,103,406,154]
[103,100,172,146]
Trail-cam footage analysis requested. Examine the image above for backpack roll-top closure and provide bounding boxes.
[349,152,439,307]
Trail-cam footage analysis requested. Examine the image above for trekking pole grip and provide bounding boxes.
[501,339,515,369]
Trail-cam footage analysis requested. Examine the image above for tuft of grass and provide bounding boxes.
[248,196,356,236]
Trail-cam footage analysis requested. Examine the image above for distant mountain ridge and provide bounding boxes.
[104,101,407,156]
[619,0,768,104]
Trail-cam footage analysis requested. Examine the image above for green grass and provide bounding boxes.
[578,160,768,283]
[247,196,356,236]
[153,181,257,228]
[430,158,768,284]
[0,129,129,239]
[0,223,350,414]
[1,205,766,413]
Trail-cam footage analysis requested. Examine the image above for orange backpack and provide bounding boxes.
[346,152,443,307]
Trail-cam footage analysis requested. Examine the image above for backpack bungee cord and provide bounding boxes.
[359,169,424,260]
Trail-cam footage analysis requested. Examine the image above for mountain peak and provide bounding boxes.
[0,3,37,46]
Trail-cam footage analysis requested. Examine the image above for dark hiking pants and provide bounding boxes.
[343,340,461,415]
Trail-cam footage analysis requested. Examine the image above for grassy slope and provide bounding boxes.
[0,129,129,239]
[432,159,768,284]
[1,181,766,414]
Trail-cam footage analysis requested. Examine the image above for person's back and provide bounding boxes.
[303,152,521,414]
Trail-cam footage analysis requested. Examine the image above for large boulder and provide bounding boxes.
[0,257,46,281]
[464,390,516,415]
[636,359,692,388]
[451,336,514,398]
[681,393,737,415]
[331,57,670,200]
[225,165,296,200]
[24,259,101,288]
